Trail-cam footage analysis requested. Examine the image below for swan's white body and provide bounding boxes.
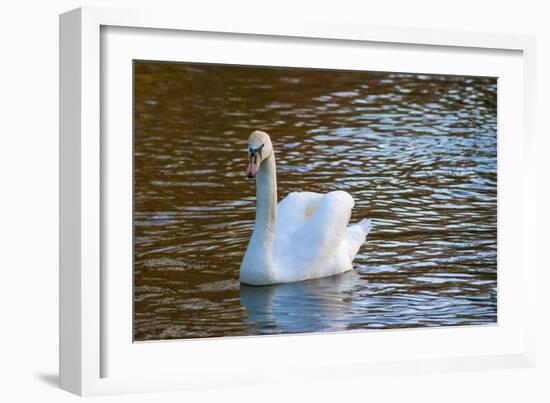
[240,131,372,286]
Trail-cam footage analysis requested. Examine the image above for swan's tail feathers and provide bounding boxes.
[358,218,372,236]
[343,218,373,262]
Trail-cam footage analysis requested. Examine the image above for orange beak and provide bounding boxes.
[246,155,260,178]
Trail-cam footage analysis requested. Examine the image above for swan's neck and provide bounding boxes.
[241,154,277,285]
[254,154,277,245]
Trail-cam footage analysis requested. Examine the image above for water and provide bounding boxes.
[133,61,497,341]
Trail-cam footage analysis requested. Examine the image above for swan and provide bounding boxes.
[240,130,372,286]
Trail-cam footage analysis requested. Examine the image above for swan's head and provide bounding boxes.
[246,130,273,178]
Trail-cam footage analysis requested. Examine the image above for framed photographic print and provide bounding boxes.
[60,6,537,396]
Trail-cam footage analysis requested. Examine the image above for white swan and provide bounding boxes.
[240,130,372,286]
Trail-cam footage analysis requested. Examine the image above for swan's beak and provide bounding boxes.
[246,155,260,178]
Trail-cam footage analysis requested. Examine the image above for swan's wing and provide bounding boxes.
[275,191,324,236]
[274,191,354,280]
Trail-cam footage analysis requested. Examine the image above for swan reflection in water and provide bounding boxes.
[240,270,361,335]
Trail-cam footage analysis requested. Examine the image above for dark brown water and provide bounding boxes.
[133,61,497,341]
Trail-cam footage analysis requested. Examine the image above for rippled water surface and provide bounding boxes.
[133,61,497,341]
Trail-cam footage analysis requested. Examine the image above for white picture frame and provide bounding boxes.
[59,6,537,396]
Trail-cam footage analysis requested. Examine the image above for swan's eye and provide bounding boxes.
[248,143,265,160]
